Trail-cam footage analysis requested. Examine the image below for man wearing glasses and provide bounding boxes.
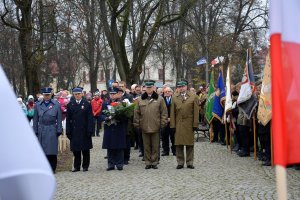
[66,87,94,172]
[162,87,176,156]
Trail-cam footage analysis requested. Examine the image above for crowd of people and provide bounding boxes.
[17,79,299,173]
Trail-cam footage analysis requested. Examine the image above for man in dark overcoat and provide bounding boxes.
[66,87,94,172]
[101,87,128,171]
[33,87,62,173]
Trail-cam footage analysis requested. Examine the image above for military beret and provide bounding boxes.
[41,87,53,94]
[144,80,155,87]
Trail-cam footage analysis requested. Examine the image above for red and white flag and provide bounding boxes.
[270,0,300,166]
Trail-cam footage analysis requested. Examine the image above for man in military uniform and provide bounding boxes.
[33,87,62,173]
[170,80,199,169]
[133,80,168,169]
[66,87,94,172]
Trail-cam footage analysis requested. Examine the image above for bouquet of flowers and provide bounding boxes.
[103,100,136,126]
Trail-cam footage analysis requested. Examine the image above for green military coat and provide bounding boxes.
[170,91,199,145]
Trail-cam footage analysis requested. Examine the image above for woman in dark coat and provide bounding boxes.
[101,87,128,171]
[66,87,94,172]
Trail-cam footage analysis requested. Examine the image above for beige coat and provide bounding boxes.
[133,92,168,134]
[170,91,199,145]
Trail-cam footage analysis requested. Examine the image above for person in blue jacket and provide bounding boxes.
[33,87,62,173]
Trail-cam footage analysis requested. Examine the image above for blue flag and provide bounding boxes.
[196,57,207,65]
[212,69,225,121]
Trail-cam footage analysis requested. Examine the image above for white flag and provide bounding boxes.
[224,67,232,121]
[0,66,56,200]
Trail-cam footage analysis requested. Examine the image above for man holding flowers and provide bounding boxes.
[101,87,133,171]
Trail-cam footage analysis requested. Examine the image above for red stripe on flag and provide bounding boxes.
[282,41,300,165]
[270,33,287,166]
[271,33,300,166]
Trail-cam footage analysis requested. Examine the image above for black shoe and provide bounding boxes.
[295,164,300,170]
[211,139,218,143]
[176,165,184,169]
[83,168,88,172]
[152,165,158,169]
[71,169,80,172]
[124,160,129,165]
[106,167,115,171]
[262,160,271,166]
[117,167,123,170]
[187,165,195,169]
[237,150,250,157]
[221,142,226,146]
[233,145,239,152]
[162,153,169,156]
[145,165,151,169]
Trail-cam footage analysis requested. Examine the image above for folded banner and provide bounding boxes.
[237,49,257,119]
[205,71,215,124]
[212,69,225,122]
[257,52,272,126]
[270,0,300,166]
[0,66,56,200]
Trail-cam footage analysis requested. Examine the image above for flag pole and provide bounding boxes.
[275,165,288,200]
[270,121,274,166]
[253,112,257,160]
[228,54,233,153]
[225,118,228,149]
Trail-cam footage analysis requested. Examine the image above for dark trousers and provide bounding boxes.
[73,150,90,170]
[162,125,175,155]
[239,125,250,153]
[138,129,144,156]
[108,149,124,168]
[93,116,101,136]
[47,155,57,173]
[124,135,131,162]
[258,122,271,160]
[234,122,241,148]
[212,119,225,142]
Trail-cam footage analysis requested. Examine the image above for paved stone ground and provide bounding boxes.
[55,132,300,200]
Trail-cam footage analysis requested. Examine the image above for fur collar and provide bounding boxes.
[141,91,159,100]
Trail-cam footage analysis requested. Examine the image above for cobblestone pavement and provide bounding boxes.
[55,133,300,200]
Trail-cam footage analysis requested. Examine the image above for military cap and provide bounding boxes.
[41,87,53,94]
[176,79,188,87]
[144,80,155,88]
[109,87,119,94]
[72,87,83,94]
